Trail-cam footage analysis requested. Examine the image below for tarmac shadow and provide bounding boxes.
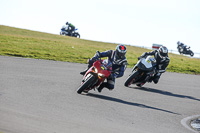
[130,86,200,102]
[86,93,180,115]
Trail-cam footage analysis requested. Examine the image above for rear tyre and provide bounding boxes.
[124,70,140,87]
[77,75,97,94]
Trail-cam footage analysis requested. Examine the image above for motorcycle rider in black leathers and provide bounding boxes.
[138,46,170,85]
[80,44,127,92]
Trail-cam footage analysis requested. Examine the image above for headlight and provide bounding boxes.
[94,68,98,73]
[98,73,105,78]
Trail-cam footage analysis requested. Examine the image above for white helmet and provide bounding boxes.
[158,46,168,60]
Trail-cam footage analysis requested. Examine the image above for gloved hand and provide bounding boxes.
[91,56,99,62]
[87,59,91,64]
[138,56,142,60]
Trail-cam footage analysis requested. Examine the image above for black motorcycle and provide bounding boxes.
[124,56,157,87]
[177,44,194,57]
[60,28,80,38]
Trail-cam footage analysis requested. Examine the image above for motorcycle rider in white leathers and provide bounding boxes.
[138,46,170,84]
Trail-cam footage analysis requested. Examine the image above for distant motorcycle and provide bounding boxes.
[177,44,194,57]
[124,56,157,87]
[77,51,112,94]
[60,27,80,38]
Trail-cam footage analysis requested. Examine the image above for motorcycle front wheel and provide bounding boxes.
[77,74,97,94]
[75,33,80,38]
[124,70,140,87]
[190,52,194,57]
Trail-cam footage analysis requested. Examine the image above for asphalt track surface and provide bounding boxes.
[0,56,200,133]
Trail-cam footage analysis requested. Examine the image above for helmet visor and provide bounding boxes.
[116,50,125,58]
[158,52,167,60]
[160,52,167,57]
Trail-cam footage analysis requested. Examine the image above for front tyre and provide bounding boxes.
[77,74,97,94]
[124,70,140,87]
[190,52,194,57]
[77,34,80,38]
[76,33,80,38]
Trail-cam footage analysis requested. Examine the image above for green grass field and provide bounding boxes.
[0,25,200,74]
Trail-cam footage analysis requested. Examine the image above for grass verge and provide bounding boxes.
[0,25,200,74]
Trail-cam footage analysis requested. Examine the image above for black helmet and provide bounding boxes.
[115,44,127,59]
[158,46,168,60]
[66,22,69,25]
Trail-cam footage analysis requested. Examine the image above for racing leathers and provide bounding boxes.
[67,23,75,36]
[62,23,75,36]
[139,50,170,84]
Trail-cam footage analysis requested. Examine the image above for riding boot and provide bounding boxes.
[97,82,107,93]
[148,77,153,83]
[152,73,161,84]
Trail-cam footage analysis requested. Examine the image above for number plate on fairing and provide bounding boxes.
[101,66,105,70]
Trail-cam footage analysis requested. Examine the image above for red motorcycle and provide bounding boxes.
[77,51,112,94]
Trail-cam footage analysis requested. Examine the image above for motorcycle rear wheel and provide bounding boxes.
[77,74,97,94]
[124,70,140,87]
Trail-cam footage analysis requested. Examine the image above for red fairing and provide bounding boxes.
[94,60,111,77]
[83,60,112,89]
